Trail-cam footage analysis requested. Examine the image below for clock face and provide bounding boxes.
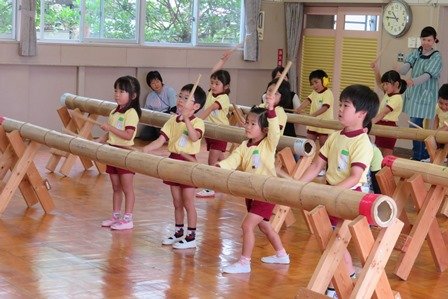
[382,0,412,37]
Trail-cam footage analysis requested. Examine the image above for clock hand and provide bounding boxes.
[386,16,398,21]
[391,11,398,21]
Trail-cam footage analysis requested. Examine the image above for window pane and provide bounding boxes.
[36,0,80,40]
[145,0,192,43]
[305,14,336,30]
[86,0,137,40]
[197,0,241,44]
[0,0,14,38]
[344,15,379,32]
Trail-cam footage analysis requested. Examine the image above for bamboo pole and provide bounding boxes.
[233,105,448,144]
[382,155,448,188]
[1,117,397,228]
[60,93,316,157]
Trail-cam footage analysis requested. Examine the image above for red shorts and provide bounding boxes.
[163,153,196,189]
[205,138,227,152]
[106,165,135,175]
[307,130,328,139]
[374,120,397,149]
[245,198,275,221]
[105,144,135,175]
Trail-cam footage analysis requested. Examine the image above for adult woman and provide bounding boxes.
[139,71,177,140]
[398,26,442,160]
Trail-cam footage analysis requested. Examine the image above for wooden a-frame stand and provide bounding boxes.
[297,205,403,299]
[376,163,448,280]
[269,146,314,233]
[424,135,448,216]
[0,126,54,214]
[46,107,105,176]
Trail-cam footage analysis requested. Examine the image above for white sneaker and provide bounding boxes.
[318,169,326,177]
[162,235,184,245]
[325,288,338,298]
[172,238,196,249]
[196,189,215,198]
[420,158,431,163]
[261,254,290,264]
[222,261,251,274]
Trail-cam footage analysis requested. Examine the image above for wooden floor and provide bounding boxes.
[1,142,448,298]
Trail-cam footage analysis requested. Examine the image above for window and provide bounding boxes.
[145,0,242,46]
[305,14,336,30]
[344,15,379,31]
[84,0,138,41]
[0,0,15,39]
[144,0,192,44]
[36,0,80,40]
[36,0,138,41]
[196,0,242,45]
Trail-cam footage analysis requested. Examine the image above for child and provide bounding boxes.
[361,122,383,194]
[300,84,379,297]
[196,51,233,198]
[295,69,334,148]
[267,66,299,137]
[371,63,407,156]
[260,78,292,136]
[143,84,207,249]
[99,76,142,230]
[219,93,290,274]
[434,84,448,131]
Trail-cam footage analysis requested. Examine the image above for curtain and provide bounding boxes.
[285,3,304,92]
[19,0,37,57]
[243,0,261,62]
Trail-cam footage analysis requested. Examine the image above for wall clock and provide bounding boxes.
[382,0,412,38]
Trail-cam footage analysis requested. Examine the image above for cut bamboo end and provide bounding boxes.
[294,138,315,157]
[358,194,397,228]
[372,195,397,228]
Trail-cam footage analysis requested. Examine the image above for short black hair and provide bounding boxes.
[181,84,206,112]
[266,78,293,109]
[309,69,328,82]
[271,66,289,80]
[248,106,268,129]
[146,71,163,86]
[381,70,407,94]
[438,84,448,100]
[113,76,142,118]
[210,70,231,94]
[340,84,379,128]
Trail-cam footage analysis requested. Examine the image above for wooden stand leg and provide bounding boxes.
[0,129,55,214]
[0,130,39,208]
[394,176,448,280]
[349,216,403,299]
[300,206,402,298]
[306,206,353,298]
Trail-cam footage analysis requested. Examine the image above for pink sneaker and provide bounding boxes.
[101,214,120,227]
[111,220,134,230]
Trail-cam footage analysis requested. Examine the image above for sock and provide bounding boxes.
[174,224,184,238]
[185,227,196,241]
[112,211,121,219]
[326,287,336,296]
[123,213,133,222]
[276,249,287,257]
[239,256,251,264]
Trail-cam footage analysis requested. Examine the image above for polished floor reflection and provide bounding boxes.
[0,144,447,298]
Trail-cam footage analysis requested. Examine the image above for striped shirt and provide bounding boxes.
[401,48,442,119]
